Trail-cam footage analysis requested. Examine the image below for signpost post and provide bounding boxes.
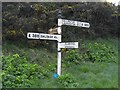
[57,9,62,76]
[27,9,90,77]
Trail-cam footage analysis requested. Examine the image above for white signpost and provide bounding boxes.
[27,33,61,42]
[40,33,61,42]
[58,19,90,28]
[27,32,40,39]
[58,42,78,49]
[27,17,90,76]
[57,18,90,76]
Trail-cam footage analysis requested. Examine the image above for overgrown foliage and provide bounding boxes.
[64,42,116,63]
[1,54,49,87]
[1,38,118,88]
[81,42,116,63]
[64,50,81,64]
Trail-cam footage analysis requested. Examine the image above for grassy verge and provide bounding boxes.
[63,62,118,88]
[2,37,118,88]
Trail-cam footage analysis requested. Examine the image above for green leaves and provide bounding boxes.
[1,54,48,88]
[81,42,116,63]
[57,73,78,88]
[64,42,116,64]
[64,50,81,64]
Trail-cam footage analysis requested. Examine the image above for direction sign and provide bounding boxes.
[40,33,61,42]
[58,19,90,28]
[27,32,40,39]
[27,33,61,42]
[58,42,78,49]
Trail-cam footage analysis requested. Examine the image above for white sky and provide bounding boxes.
[106,0,119,5]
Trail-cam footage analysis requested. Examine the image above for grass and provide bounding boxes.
[2,37,118,88]
[2,41,57,67]
[63,62,118,88]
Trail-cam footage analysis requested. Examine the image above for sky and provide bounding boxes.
[106,0,119,5]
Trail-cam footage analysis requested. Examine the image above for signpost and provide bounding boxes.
[27,33,61,42]
[27,9,90,76]
[58,19,90,28]
[57,18,90,76]
[27,32,40,39]
[40,33,61,42]
[58,42,78,49]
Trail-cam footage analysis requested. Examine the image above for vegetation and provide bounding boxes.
[1,2,119,88]
[2,54,49,87]
[2,2,118,50]
[1,38,118,88]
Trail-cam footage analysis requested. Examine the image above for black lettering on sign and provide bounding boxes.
[50,36,53,38]
[84,23,89,26]
[34,34,37,37]
[65,42,75,45]
[36,35,39,38]
[65,46,74,48]
[33,34,38,38]
[77,22,82,27]
[32,34,35,37]
[46,35,49,38]
[54,36,57,39]
[63,20,75,26]
[82,23,83,26]
[29,34,31,37]
[41,35,45,38]
[40,35,42,38]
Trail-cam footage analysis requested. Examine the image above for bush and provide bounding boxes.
[64,42,116,63]
[81,42,116,63]
[64,50,81,64]
[1,54,48,87]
